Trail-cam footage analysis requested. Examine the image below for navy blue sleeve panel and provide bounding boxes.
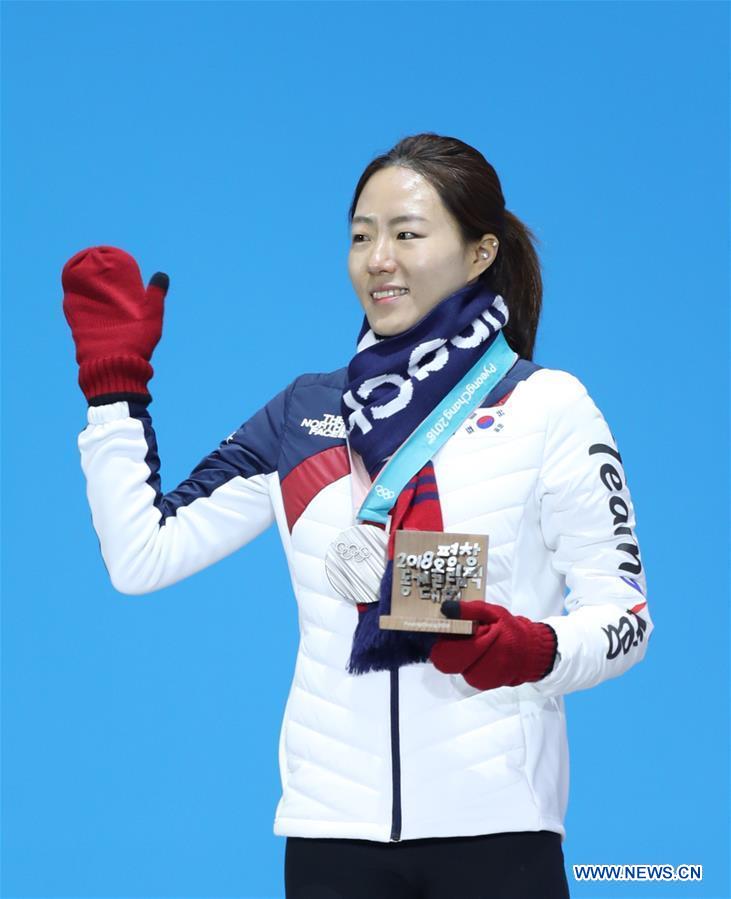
[77,381,296,595]
[126,380,292,521]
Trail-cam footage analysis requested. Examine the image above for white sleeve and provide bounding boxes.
[77,384,292,595]
[529,371,654,697]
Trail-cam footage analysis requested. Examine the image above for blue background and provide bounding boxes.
[2,2,729,897]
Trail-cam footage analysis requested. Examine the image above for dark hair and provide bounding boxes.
[347,133,543,360]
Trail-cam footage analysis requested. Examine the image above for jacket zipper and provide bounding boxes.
[384,381,521,842]
[389,666,402,841]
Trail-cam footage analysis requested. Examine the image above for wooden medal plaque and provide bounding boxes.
[379,530,489,635]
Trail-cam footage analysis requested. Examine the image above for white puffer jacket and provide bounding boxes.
[76,359,653,843]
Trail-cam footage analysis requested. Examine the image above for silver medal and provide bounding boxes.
[325,524,388,605]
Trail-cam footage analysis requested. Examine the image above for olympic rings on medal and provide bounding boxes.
[335,541,372,563]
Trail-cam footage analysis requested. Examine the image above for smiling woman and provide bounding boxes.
[62,131,653,899]
[349,167,499,337]
[347,134,541,357]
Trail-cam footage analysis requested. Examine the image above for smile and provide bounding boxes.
[372,288,409,303]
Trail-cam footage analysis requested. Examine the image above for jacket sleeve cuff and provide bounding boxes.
[529,623,559,682]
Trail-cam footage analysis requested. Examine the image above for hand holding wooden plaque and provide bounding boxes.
[379,530,489,635]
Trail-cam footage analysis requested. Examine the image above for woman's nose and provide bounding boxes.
[366,239,397,272]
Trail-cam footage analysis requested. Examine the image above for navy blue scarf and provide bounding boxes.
[342,278,509,477]
[341,279,510,674]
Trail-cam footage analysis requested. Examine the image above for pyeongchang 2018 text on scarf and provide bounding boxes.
[425,360,500,445]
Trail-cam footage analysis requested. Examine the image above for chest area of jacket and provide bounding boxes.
[276,386,545,538]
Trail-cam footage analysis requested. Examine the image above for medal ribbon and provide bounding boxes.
[357,330,517,526]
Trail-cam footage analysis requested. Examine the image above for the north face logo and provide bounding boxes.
[300,413,346,439]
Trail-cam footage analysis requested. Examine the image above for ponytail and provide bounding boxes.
[483,209,543,360]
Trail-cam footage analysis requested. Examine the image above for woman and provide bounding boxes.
[62,132,653,899]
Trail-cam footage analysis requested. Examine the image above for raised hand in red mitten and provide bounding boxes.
[429,600,558,691]
[62,245,169,405]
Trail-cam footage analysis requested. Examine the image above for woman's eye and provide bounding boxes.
[398,231,418,239]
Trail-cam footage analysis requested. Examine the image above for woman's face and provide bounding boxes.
[348,165,497,337]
